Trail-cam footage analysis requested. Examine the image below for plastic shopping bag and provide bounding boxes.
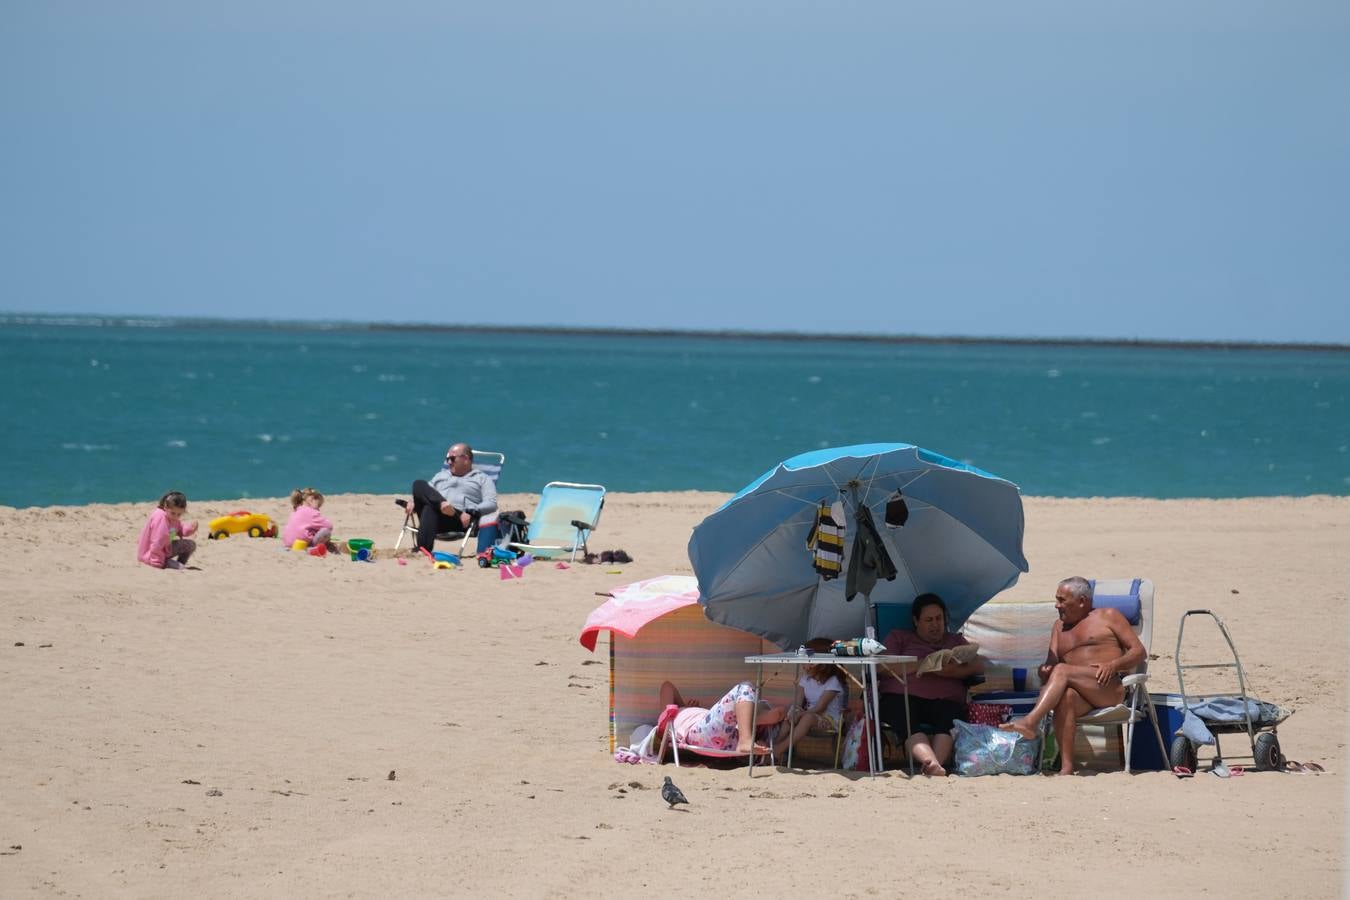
[952,720,1040,776]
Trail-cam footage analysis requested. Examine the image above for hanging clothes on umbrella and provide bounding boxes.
[845,503,897,602]
[805,498,846,580]
[690,443,1029,652]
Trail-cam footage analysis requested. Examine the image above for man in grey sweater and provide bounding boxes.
[405,443,499,553]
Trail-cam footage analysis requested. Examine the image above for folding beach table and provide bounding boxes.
[744,652,917,777]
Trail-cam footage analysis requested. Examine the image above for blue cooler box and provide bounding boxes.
[1129,693,1185,771]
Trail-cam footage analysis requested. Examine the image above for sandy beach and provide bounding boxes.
[2,492,1346,897]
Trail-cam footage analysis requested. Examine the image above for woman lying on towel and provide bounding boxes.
[878,593,986,776]
[657,681,789,756]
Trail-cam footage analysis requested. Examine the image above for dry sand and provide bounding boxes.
[2,492,1347,897]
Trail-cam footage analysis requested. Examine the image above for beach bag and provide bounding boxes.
[496,510,529,547]
[952,720,1040,776]
[839,717,874,772]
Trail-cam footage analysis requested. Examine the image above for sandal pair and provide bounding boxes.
[1282,760,1326,773]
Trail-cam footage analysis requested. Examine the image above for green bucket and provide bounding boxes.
[347,538,374,561]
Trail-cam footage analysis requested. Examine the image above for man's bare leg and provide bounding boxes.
[1050,688,1093,775]
[1000,665,1124,740]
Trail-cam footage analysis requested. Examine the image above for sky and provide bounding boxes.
[3,1,1348,344]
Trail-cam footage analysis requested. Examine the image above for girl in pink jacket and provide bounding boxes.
[137,491,198,569]
[283,487,335,550]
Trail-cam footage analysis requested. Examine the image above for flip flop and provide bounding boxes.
[1228,765,1245,777]
[1283,760,1326,773]
[1171,765,1194,779]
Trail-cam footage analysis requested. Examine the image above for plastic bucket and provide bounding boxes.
[348,538,374,561]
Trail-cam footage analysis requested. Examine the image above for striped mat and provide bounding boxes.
[609,604,794,753]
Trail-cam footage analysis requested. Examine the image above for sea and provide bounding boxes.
[2,316,1348,508]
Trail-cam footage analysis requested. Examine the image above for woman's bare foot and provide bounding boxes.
[736,740,771,755]
[921,759,947,777]
[999,719,1037,740]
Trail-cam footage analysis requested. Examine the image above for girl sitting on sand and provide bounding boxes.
[283,487,336,552]
[137,490,198,570]
[771,640,846,758]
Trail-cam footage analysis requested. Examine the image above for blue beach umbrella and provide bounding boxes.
[689,443,1029,651]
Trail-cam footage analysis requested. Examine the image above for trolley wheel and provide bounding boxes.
[1254,732,1283,771]
[211,530,229,540]
[1169,735,1197,772]
[247,526,263,538]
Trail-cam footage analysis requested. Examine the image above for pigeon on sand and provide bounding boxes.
[661,776,689,808]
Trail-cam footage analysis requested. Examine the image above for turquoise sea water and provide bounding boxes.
[2,318,1348,507]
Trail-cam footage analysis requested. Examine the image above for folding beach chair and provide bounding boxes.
[393,450,506,554]
[1063,578,1170,774]
[654,704,774,768]
[783,691,848,770]
[508,481,605,562]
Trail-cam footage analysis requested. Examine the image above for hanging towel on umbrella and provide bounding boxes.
[805,499,846,580]
[845,504,897,601]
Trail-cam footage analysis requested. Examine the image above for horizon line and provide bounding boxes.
[3,311,1348,354]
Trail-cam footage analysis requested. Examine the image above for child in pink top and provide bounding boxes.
[283,487,335,550]
[137,491,198,570]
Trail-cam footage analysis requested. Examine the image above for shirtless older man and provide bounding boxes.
[999,576,1145,775]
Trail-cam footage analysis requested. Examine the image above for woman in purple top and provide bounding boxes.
[878,594,985,776]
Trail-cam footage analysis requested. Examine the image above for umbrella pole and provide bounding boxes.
[863,592,883,772]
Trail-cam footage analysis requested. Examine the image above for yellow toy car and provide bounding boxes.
[208,511,278,540]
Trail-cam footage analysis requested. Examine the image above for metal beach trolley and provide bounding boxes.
[1170,609,1294,772]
